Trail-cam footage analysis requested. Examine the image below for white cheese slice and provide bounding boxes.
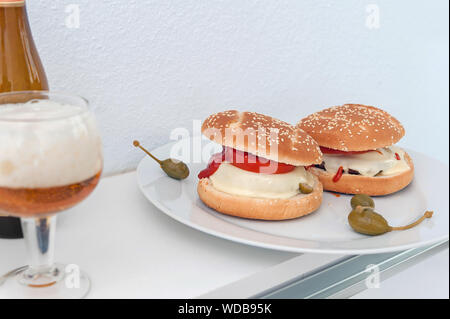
[322,146,409,177]
[209,163,314,199]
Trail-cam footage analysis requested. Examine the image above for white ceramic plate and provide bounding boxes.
[137,138,449,254]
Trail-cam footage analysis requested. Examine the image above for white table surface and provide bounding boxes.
[0,171,448,299]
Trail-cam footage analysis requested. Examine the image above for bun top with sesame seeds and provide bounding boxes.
[297,104,405,152]
[202,110,323,166]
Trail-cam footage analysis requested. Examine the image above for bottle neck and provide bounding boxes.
[0,0,25,5]
[0,0,26,9]
[0,0,49,92]
[0,1,29,30]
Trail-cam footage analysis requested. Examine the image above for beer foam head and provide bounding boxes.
[0,99,103,188]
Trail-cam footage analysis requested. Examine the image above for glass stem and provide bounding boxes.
[20,215,61,286]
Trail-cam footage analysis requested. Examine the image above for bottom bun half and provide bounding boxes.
[308,152,414,196]
[197,176,323,220]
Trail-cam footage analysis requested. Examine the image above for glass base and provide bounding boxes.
[0,263,90,299]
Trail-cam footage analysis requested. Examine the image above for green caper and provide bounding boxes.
[161,159,190,180]
[348,206,391,236]
[351,194,375,209]
[299,183,314,194]
[134,140,189,180]
[348,206,434,236]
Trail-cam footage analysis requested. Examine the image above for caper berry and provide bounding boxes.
[299,183,314,194]
[348,206,391,236]
[348,205,434,236]
[351,194,375,210]
[134,140,189,180]
[161,159,190,180]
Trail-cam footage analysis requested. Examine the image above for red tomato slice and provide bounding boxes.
[198,147,295,179]
[226,147,295,174]
[198,152,223,179]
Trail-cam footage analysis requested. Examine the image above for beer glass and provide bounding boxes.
[0,91,103,298]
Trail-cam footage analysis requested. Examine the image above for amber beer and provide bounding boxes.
[0,0,49,237]
[0,173,101,218]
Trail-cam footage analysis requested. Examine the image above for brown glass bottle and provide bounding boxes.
[0,0,49,238]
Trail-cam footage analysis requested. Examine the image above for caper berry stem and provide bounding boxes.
[390,211,434,231]
[133,140,163,165]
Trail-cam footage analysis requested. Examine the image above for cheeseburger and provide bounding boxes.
[197,110,323,220]
[297,104,414,196]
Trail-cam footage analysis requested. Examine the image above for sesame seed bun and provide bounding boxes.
[308,152,414,196]
[297,104,405,152]
[202,110,323,166]
[197,176,323,220]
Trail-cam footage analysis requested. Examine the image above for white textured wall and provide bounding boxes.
[27,0,449,175]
